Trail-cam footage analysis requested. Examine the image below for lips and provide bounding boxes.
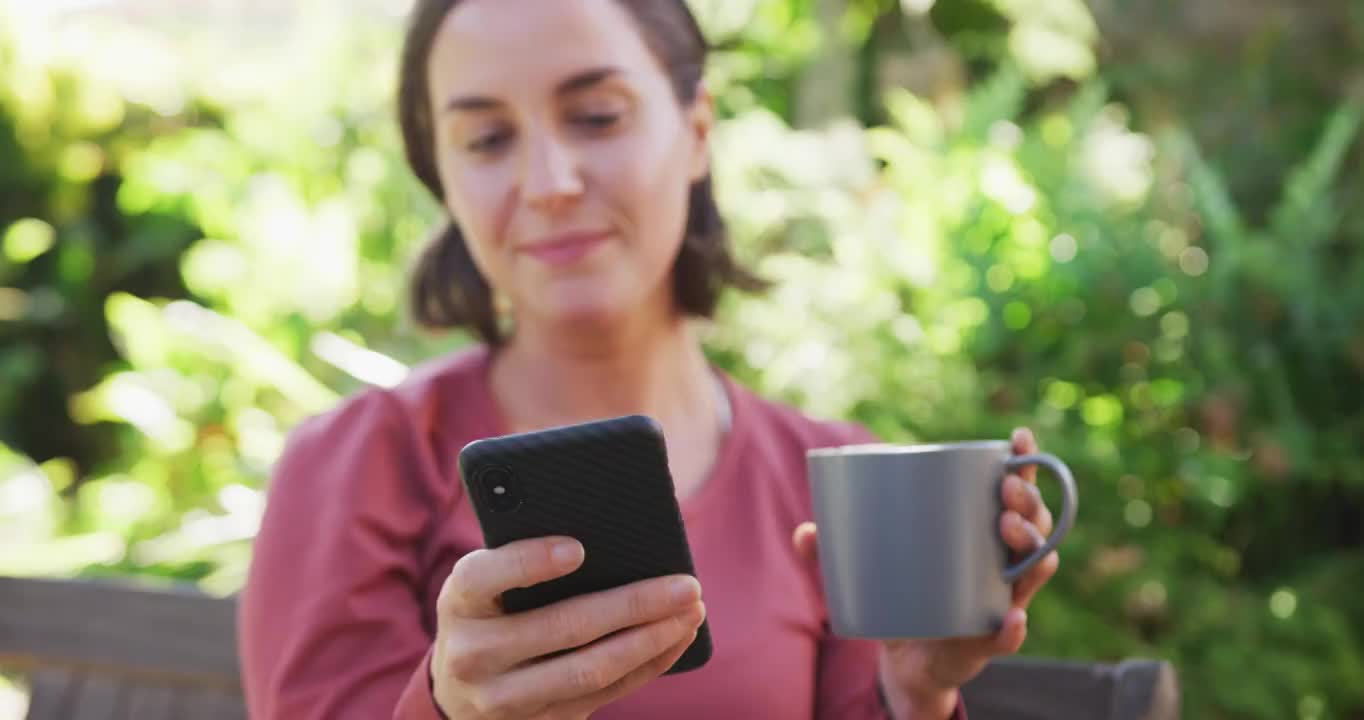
[520,230,611,267]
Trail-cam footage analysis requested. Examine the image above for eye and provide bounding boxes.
[572,112,621,131]
[467,129,512,154]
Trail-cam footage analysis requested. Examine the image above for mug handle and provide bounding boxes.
[1001,453,1078,584]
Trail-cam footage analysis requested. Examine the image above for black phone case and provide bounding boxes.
[457,414,712,675]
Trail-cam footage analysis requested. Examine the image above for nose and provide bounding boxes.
[521,131,584,214]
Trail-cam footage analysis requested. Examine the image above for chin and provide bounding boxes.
[535,285,634,331]
[519,271,672,334]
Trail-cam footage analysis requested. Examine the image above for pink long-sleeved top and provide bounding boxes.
[239,347,967,719]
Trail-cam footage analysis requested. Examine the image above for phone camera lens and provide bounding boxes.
[478,466,522,512]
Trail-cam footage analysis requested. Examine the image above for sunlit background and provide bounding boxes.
[2,0,1362,717]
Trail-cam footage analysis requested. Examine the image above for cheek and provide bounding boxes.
[594,129,692,258]
[441,162,516,268]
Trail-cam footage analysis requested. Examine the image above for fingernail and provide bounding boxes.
[552,540,583,569]
[670,576,701,605]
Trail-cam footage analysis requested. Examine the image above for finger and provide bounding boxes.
[1035,501,1054,538]
[560,626,698,716]
[484,603,707,711]
[439,537,584,619]
[1001,475,1043,522]
[474,574,702,671]
[1003,476,1054,536]
[1000,510,1044,555]
[1010,428,1038,483]
[1013,550,1060,607]
[992,607,1028,655]
[792,522,818,563]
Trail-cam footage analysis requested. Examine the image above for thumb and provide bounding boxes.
[792,521,819,563]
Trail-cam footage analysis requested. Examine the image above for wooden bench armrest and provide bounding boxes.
[962,655,1181,720]
[0,576,240,690]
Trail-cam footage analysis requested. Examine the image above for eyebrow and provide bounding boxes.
[442,66,622,113]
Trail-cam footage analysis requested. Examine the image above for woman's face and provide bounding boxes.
[427,0,712,334]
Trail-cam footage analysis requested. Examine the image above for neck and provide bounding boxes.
[490,310,716,433]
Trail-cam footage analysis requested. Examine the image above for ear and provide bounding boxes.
[684,80,715,183]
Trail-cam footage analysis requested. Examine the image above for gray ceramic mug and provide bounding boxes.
[807,440,1077,639]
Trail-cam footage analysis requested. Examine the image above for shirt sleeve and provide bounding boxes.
[238,389,449,720]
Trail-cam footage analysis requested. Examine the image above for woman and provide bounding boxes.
[238,0,1060,718]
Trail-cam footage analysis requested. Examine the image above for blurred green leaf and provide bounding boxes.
[2,218,55,263]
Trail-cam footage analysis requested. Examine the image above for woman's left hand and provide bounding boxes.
[792,427,1060,720]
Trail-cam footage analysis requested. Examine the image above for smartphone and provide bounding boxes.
[457,414,713,674]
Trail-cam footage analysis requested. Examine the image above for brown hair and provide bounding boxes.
[398,0,765,344]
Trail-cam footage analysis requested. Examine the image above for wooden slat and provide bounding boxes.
[211,693,248,720]
[66,675,125,720]
[961,657,1181,720]
[123,685,176,720]
[23,669,76,720]
[0,577,239,689]
[175,687,247,720]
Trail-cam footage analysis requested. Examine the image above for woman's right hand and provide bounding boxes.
[430,536,706,719]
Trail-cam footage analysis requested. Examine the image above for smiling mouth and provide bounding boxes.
[520,231,612,266]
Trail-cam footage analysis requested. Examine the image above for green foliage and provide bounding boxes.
[716,79,1364,716]
[0,4,459,592]
[2,2,1361,718]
